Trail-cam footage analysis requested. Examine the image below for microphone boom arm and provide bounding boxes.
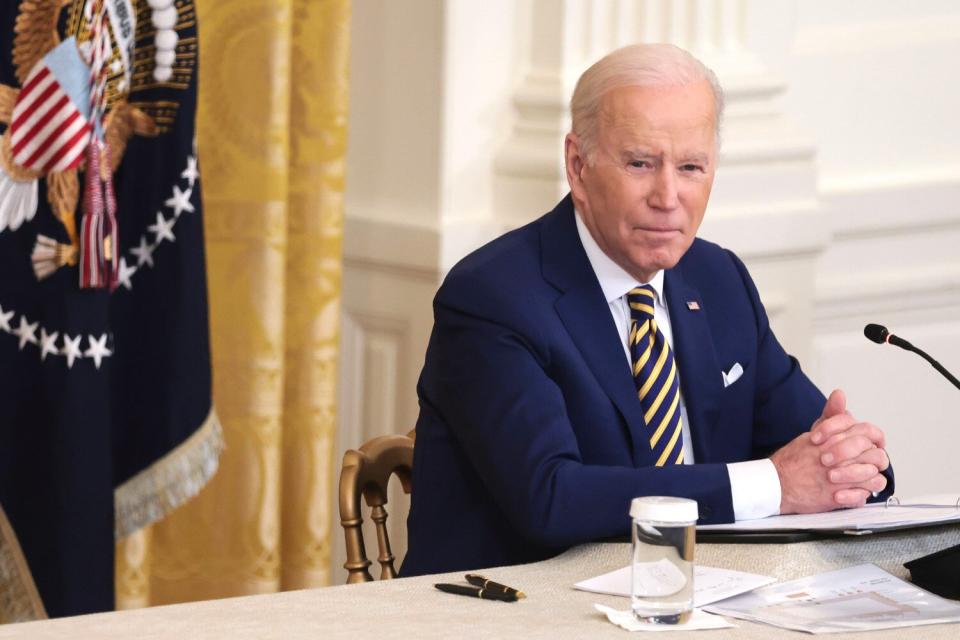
[898,340,960,392]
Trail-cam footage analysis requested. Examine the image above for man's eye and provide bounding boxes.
[629,160,651,169]
[680,164,704,172]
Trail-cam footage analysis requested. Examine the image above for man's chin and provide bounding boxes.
[620,257,681,282]
[640,237,695,264]
[629,245,684,269]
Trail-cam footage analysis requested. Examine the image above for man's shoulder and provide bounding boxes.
[431,199,582,325]
[442,200,573,291]
[678,237,742,277]
[447,218,543,284]
[682,236,728,263]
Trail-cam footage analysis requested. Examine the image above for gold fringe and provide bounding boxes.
[114,408,225,540]
[0,504,47,623]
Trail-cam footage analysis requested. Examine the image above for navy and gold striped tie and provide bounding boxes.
[627,285,684,466]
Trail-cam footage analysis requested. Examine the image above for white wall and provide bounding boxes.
[333,0,960,583]
[778,1,960,498]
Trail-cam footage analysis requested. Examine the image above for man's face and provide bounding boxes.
[566,81,717,283]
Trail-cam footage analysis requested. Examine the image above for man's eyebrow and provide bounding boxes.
[621,148,658,159]
[679,152,711,164]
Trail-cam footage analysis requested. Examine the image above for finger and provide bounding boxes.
[828,463,879,484]
[818,422,886,451]
[810,412,857,445]
[817,389,846,423]
[850,446,890,472]
[821,435,878,466]
[834,487,871,507]
[865,473,888,494]
[838,474,888,496]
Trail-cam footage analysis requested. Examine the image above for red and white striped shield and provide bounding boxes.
[9,37,93,174]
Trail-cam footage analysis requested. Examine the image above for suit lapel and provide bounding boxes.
[664,266,721,459]
[541,198,653,466]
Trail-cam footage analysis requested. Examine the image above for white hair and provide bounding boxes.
[570,43,725,159]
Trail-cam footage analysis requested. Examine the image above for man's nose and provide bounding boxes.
[648,167,679,210]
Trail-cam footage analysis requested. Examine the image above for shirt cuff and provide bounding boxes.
[727,459,781,521]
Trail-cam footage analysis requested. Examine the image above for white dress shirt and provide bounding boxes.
[574,212,781,521]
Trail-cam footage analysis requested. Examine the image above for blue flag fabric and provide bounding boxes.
[0,0,220,619]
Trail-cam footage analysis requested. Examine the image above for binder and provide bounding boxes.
[697,494,960,536]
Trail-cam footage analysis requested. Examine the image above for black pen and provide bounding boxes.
[434,583,519,602]
[464,574,526,599]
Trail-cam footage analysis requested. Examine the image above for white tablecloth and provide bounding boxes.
[3,524,959,639]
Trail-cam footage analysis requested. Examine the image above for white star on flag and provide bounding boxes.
[61,334,82,368]
[130,236,156,268]
[84,334,112,369]
[148,211,176,244]
[13,316,38,350]
[117,257,137,290]
[0,304,13,333]
[181,155,199,187]
[40,328,59,361]
[165,185,195,217]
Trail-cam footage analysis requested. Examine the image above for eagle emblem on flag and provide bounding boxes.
[0,0,221,619]
[0,0,173,277]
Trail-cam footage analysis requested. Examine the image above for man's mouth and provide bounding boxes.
[634,226,680,234]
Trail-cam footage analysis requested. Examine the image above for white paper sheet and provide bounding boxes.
[574,564,776,608]
[595,605,735,632]
[704,563,960,634]
[698,493,960,534]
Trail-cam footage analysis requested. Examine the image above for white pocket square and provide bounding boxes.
[722,362,744,388]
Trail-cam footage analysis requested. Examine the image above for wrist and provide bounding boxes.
[769,450,791,515]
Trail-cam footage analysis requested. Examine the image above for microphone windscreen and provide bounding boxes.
[864,323,889,344]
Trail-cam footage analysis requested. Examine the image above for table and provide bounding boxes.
[3,524,959,639]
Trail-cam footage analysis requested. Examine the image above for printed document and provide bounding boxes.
[705,563,960,634]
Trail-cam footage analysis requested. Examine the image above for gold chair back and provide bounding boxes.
[338,431,415,583]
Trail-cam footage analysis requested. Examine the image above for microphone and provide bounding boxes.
[865,323,960,600]
[863,324,960,391]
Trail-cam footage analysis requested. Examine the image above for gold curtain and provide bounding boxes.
[115,0,350,606]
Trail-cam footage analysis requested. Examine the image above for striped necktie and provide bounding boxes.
[627,285,684,466]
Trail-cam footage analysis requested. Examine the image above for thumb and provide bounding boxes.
[819,388,847,422]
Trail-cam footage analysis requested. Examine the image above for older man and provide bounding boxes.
[402,44,892,576]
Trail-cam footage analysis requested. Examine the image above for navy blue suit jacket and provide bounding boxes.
[403,196,885,577]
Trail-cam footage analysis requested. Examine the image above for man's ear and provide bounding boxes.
[564,133,586,197]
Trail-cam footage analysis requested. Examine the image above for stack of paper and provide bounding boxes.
[698,493,960,534]
[580,560,960,633]
[705,564,960,634]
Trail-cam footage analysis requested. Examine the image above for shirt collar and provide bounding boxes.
[574,209,665,306]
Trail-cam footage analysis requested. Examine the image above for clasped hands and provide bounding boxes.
[771,389,890,515]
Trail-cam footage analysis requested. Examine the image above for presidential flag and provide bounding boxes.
[0,0,221,619]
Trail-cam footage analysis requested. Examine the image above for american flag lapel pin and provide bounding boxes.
[686,300,701,311]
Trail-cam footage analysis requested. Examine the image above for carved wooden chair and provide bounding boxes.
[338,430,415,584]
